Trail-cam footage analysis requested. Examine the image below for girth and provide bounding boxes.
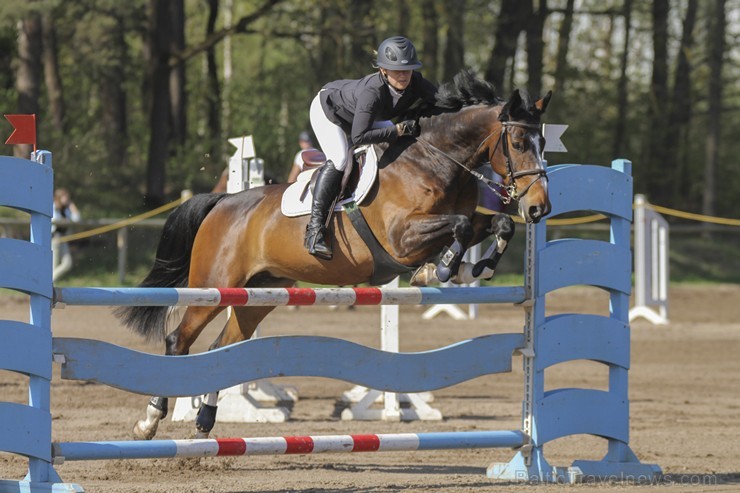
[343,202,414,286]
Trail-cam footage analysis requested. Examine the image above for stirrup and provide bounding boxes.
[306,227,333,260]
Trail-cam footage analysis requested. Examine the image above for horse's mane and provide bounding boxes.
[402,69,504,121]
[434,69,503,110]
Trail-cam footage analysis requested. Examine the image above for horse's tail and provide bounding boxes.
[115,193,228,342]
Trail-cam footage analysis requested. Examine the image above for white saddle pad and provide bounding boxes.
[281,146,378,217]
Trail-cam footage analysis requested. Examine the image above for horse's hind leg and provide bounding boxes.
[193,305,280,438]
[133,305,225,440]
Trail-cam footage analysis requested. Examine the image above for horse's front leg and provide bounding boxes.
[435,215,476,282]
[452,213,515,284]
[391,213,474,283]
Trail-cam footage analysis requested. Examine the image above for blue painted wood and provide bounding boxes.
[535,388,628,445]
[547,165,632,220]
[0,156,53,216]
[415,431,527,450]
[55,287,181,307]
[53,333,524,396]
[0,321,52,379]
[0,239,52,297]
[536,314,630,370]
[537,239,631,295]
[0,402,52,461]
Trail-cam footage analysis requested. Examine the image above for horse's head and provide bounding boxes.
[486,89,552,223]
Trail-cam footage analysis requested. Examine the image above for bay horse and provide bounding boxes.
[117,70,552,439]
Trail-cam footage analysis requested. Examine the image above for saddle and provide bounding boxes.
[280,146,379,217]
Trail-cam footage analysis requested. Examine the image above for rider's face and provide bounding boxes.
[383,69,412,91]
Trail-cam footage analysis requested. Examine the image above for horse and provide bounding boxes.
[117,70,552,440]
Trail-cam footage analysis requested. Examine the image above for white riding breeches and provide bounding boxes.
[309,92,393,172]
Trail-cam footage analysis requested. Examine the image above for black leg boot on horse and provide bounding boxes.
[305,161,343,260]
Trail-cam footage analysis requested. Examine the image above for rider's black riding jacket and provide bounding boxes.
[319,71,437,146]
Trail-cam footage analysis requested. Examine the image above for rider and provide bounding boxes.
[305,35,438,260]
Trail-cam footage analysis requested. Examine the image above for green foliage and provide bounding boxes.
[0,0,737,282]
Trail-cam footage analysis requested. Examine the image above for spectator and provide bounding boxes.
[52,188,81,281]
[287,131,315,183]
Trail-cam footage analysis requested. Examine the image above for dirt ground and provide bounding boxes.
[1,284,739,492]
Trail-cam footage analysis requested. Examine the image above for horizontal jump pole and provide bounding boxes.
[53,285,526,307]
[52,430,527,462]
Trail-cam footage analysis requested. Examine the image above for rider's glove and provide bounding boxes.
[396,120,420,137]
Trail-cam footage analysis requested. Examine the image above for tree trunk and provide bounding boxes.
[485,0,527,92]
[205,0,222,165]
[525,0,547,97]
[169,0,186,148]
[222,0,233,141]
[612,0,633,158]
[702,0,726,219]
[421,0,439,82]
[442,0,465,81]
[99,13,129,171]
[14,15,43,158]
[145,0,172,206]
[668,0,697,203]
[317,6,340,82]
[553,0,574,97]
[41,12,65,133]
[397,0,410,36]
[349,0,374,77]
[646,0,669,204]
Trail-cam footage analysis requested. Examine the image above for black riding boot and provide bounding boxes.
[304,162,343,260]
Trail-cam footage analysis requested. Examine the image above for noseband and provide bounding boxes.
[418,121,547,206]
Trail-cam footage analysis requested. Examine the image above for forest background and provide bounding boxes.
[0,0,738,282]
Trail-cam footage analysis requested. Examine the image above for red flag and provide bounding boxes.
[4,114,37,148]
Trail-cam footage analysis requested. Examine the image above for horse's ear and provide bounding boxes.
[535,91,552,114]
[499,89,522,121]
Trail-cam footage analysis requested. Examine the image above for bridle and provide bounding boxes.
[417,120,548,205]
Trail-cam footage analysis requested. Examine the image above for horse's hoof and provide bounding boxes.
[132,420,157,440]
[410,263,437,286]
[194,430,210,439]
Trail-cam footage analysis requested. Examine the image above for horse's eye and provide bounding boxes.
[512,142,524,152]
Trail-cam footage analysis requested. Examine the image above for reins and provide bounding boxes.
[417,120,547,205]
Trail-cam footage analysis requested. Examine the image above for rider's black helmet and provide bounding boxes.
[376,36,422,71]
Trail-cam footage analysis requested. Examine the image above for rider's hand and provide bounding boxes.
[396,120,420,137]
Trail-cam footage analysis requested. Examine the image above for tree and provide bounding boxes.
[98,9,130,172]
[204,0,222,165]
[645,0,669,204]
[170,0,186,148]
[41,11,65,133]
[667,0,697,203]
[485,0,528,93]
[144,0,172,206]
[553,0,574,97]
[442,0,465,81]
[612,0,633,158]
[421,0,440,82]
[525,0,547,97]
[397,0,411,36]
[14,14,42,158]
[349,0,374,78]
[703,0,726,219]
